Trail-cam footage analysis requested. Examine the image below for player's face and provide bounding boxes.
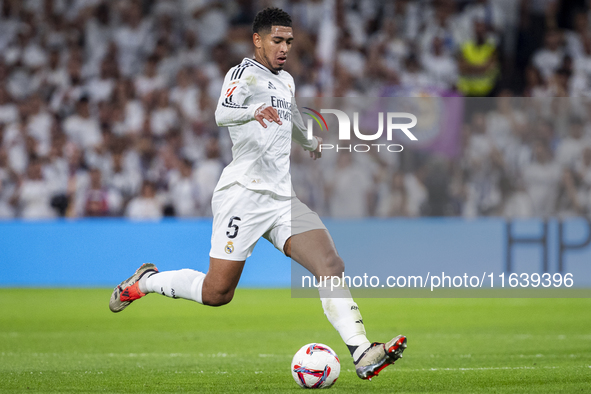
[256,26,293,72]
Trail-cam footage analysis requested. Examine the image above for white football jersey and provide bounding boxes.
[214,58,317,197]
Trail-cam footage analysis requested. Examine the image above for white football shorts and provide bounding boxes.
[209,183,326,261]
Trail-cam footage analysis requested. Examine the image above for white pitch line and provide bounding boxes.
[424,366,560,371]
[2,352,590,360]
[344,366,579,373]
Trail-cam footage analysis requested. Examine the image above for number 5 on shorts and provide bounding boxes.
[226,216,241,239]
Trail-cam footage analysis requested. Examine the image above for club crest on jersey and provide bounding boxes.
[225,241,234,254]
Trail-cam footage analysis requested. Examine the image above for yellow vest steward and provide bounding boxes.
[457,39,498,96]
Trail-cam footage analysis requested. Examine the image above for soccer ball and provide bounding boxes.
[291,343,340,389]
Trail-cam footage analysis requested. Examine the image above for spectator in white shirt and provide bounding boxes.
[376,171,409,217]
[564,11,589,59]
[126,180,162,220]
[336,31,366,79]
[186,1,229,48]
[371,19,409,74]
[575,146,591,190]
[26,94,53,155]
[485,92,527,153]
[135,55,166,98]
[113,2,153,76]
[113,79,145,136]
[84,3,112,72]
[170,68,201,123]
[404,168,429,218]
[50,56,85,115]
[570,35,591,96]
[326,153,374,218]
[154,38,179,86]
[107,150,142,202]
[4,109,29,175]
[77,167,122,217]
[194,136,223,215]
[5,28,47,70]
[63,96,102,149]
[150,90,178,137]
[168,158,200,217]
[400,54,433,89]
[421,36,458,90]
[503,179,534,218]
[33,49,69,95]
[0,149,15,218]
[555,118,589,169]
[0,86,18,125]
[556,168,587,217]
[533,29,565,81]
[177,29,206,69]
[17,159,56,219]
[86,59,117,103]
[522,141,562,217]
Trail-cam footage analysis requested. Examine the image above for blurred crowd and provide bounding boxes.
[294,96,591,219]
[1,0,591,219]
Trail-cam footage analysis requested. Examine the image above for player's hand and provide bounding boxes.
[310,136,322,160]
[255,105,282,128]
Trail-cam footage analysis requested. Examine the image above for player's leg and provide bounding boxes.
[142,257,245,306]
[264,201,376,364]
[110,184,272,312]
[287,230,406,379]
[201,258,245,306]
[109,257,246,311]
[284,229,343,277]
[285,229,372,358]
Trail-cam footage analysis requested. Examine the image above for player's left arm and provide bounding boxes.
[292,101,321,159]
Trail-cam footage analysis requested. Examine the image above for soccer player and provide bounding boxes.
[109,7,406,380]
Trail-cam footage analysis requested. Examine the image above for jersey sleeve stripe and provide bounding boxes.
[223,97,248,109]
[230,62,253,81]
[231,66,241,80]
[222,102,248,109]
[237,65,250,80]
[244,58,268,72]
[222,102,246,108]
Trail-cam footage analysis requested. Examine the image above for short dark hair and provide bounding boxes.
[252,7,292,35]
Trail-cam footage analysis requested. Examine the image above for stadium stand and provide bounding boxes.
[1,0,591,219]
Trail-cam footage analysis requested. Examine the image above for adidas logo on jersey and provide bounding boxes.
[268,81,276,89]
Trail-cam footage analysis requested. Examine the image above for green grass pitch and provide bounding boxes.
[1,289,590,393]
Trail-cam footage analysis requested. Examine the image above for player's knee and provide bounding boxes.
[202,282,236,306]
[283,237,292,257]
[323,252,344,277]
[204,289,235,307]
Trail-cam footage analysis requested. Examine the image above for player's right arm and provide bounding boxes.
[215,65,282,128]
[215,65,263,127]
[215,66,281,128]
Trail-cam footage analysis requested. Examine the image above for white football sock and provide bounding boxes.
[318,280,371,359]
[140,269,206,304]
